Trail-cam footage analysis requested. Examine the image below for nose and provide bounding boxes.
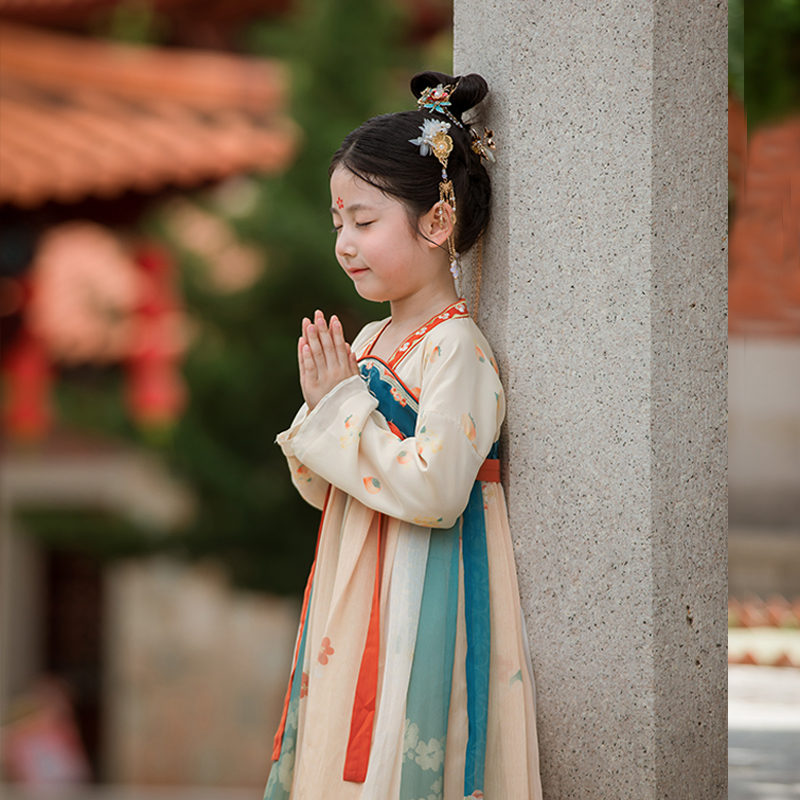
[335,225,357,259]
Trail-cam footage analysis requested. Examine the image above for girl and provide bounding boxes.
[265,71,542,800]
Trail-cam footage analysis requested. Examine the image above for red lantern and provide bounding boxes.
[1,329,53,441]
[125,245,187,428]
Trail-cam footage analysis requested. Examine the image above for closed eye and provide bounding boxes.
[330,221,374,233]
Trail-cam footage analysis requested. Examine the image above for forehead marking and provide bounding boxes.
[336,196,344,209]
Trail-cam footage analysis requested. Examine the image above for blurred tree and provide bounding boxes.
[729,0,744,101]
[31,0,450,592]
[140,0,435,593]
[735,0,800,129]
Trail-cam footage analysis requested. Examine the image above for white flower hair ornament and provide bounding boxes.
[409,117,460,285]
[409,119,453,160]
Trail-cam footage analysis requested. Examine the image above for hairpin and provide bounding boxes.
[470,127,496,162]
[417,83,464,130]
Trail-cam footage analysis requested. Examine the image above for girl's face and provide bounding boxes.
[330,167,438,304]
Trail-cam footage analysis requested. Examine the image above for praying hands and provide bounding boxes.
[298,310,360,410]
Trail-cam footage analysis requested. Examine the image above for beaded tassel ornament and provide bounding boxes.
[409,86,462,291]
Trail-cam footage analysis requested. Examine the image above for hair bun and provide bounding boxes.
[410,71,489,120]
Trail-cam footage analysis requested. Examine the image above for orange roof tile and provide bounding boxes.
[0,0,286,26]
[729,115,800,337]
[728,93,746,202]
[0,22,299,207]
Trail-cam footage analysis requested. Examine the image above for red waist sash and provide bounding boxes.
[476,457,500,483]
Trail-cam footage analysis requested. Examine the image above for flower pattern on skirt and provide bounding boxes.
[317,637,334,666]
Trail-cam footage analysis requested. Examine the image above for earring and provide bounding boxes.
[448,238,461,298]
[448,243,460,280]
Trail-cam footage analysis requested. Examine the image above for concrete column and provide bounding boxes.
[455,3,727,798]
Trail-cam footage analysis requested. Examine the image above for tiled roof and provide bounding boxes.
[0,0,190,7]
[728,91,746,200]
[0,22,298,207]
[729,95,800,338]
[0,0,190,12]
[0,0,285,26]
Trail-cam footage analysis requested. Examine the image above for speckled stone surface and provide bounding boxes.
[455,2,728,798]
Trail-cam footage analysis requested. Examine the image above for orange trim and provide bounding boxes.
[343,513,383,782]
[272,485,331,761]
[360,300,469,367]
[476,458,500,483]
[388,299,469,369]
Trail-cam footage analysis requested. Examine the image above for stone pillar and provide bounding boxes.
[454,3,727,798]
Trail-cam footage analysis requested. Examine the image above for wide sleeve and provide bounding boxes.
[276,404,331,510]
[275,318,387,510]
[283,321,505,528]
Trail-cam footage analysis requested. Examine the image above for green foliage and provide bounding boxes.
[729,0,744,101]
[42,0,444,595]
[90,0,172,45]
[739,0,800,129]
[140,0,433,594]
[239,0,415,286]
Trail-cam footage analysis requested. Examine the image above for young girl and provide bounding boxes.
[264,71,542,800]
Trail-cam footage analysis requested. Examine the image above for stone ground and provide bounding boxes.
[3,663,799,799]
[729,664,800,800]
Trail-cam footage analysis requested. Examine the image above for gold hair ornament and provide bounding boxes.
[417,83,464,129]
[470,127,496,162]
[409,119,460,286]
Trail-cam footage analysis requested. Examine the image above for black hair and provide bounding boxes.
[329,71,491,254]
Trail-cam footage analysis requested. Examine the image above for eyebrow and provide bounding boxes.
[329,202,376,214]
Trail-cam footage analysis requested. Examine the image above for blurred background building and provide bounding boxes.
[0,0,453,791]
[0,0,798,793]
[726,0,800,613]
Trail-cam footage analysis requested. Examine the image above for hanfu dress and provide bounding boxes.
[265,300,542,800]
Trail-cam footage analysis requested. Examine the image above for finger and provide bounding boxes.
[314,310,336,366]
[313,310,327,341]
[301,342,317,380]
[348,347,359,375]
[302,318,316,358]
[330,316,351,367]
[298,336,306,378]
[301,319,314,362]
[306,323,326,366]
[299,338,311,403]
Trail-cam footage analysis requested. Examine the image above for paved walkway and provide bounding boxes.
[729,664,800,800]
[4,664,799,799]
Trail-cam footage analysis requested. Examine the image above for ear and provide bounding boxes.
[419,201,455,248]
